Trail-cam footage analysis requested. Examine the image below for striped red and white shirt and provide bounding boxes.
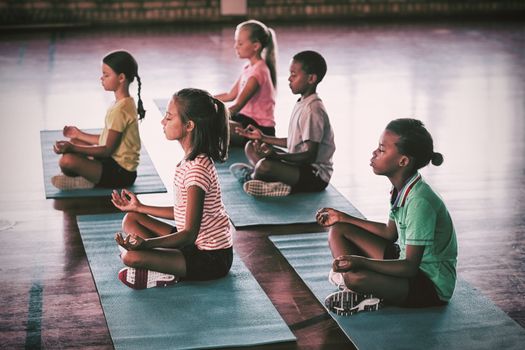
[173,154,232,250]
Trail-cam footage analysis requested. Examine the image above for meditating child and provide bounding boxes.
[52,50,145,190]
[316,118,457,315]
[230,50,335,197]
[111,88,233,289]
[214,19,278,146]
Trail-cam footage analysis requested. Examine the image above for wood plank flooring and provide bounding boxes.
[0,19,523,349]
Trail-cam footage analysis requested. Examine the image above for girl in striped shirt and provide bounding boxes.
[111,88,233,290]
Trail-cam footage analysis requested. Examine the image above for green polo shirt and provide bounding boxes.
[389,173,458,301]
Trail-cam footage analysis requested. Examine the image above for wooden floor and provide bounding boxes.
[0,19,524,349]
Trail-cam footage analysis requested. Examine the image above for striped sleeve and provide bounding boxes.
[174,155,232,250]
[183,158,212,192]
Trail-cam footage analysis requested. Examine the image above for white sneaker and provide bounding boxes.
[229,163,253,184]
[328,269,346,290]
[243,180,291,197]
[51,174,95,190]
[324,290,382,316]
[118,267,179,290]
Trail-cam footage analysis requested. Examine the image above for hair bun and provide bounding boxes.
[431,152,444,166]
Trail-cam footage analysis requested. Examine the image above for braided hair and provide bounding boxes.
[103,50,146,120]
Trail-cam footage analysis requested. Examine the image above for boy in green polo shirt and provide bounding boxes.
[316,118,457,316]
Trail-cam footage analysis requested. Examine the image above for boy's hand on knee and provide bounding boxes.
[253,140,274,158]
[259,142,274,157]
[237,124,262,140]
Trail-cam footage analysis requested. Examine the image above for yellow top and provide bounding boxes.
[98,97,140,172]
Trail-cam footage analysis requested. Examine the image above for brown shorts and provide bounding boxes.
[179,244,233,281]
[291,164,328,194]
[403,269,447,308]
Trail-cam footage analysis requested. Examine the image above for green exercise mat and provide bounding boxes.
[41,129,166,198]
[270,232,525,350]
[77,213,295,350]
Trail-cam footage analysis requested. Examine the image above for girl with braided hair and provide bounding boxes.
[52,50,146,190]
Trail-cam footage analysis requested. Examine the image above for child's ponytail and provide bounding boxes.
[172,88,229,162]
[264,27,278,88]
[431,152,444,166]
[136,74,146,121]
[212,96,230,162]
[238,20,278,88]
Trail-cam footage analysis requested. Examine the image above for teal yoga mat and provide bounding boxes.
[270,232,525,350]
[155,98,363,228]
[41,130,166,199]
[217,150,362,227]
[77,213,295,350]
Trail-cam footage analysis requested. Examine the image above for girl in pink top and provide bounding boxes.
[215,19,278,146]
[111,88,233,290]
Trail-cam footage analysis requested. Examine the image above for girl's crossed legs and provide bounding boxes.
[119,212,188,277]
[59,153,103,183]
[328,223,409,306]
[58,138,103,183]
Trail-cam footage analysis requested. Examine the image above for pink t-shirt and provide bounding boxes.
[238,60,276,127]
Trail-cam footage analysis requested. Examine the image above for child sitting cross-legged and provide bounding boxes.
[230,50,335,197]
[317,118,458,316]
[52,50,145,190]
[111,88,233,289]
